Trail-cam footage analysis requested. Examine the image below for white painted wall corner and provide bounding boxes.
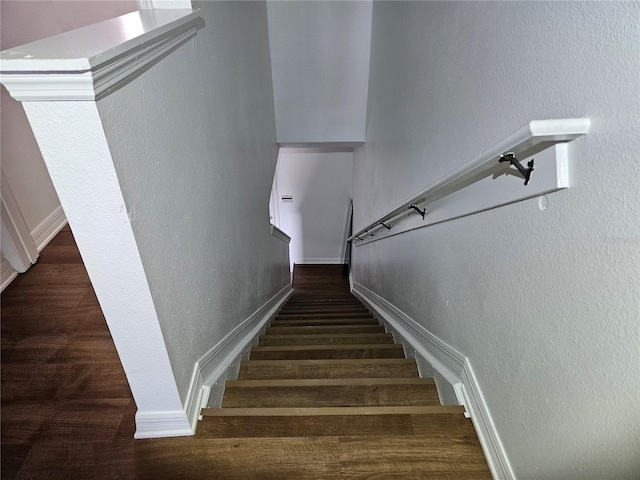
[184,284,293,432]
[352,282,515,480]
[1,171,39,273]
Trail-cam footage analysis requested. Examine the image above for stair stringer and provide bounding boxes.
[184,284,294,433]
[352,282,515,480]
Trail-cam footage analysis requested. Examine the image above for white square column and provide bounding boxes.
[1,9,202,438]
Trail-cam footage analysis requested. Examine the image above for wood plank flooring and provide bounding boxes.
[2,238,490,478]
[1,226,138,479]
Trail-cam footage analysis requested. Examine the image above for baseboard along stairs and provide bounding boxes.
[196,265,491,478]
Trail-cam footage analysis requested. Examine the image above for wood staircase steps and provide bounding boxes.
[199,407,470,438]
[143,437,492,479]
[221,378,440,407]
[258,332,395,345]
[280,304,368,310]
[285,300,359,305]
[270,318,379,326]
[249,344,405,360]
[285,299,361,305]
[238,358,421,379]
[197,281,491,478]
[277,310,370,316]
[276,311,374,319]
[265,324,386,335]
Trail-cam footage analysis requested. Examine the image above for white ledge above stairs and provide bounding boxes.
[0,9,202,101]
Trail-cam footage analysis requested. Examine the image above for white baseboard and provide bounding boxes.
[1,258,18,292]
[352,282,515,480]
[31,205,67,252]
[134,410,193,439]
[184,284,294,432]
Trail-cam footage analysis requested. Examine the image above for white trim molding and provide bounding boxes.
[0,10,202,101]
[1,258,18,292]
[1,171,39,273]
[31,206,67,252]
[270,224,291,244]
[184,284,293,432]
[353,282,515,480]
[134,410,193,439]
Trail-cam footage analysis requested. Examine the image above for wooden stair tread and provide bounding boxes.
[202,405,465,416]
[283,306,362,309]
[285,301,361,305]
[276,312,373,319]
[249,348,404,360]
[259,333,394,346]
[221,379,440,408]
[271,318,378,326]
[240,358,415,366]
[225,378,435,387]
[251,344,403,352]
[265,325,386,335]
[250,345,405,360]
[135,436,491,479]
[280,307,367,311]
[238,358,420,379]
[276,312,370,315]
[201,407,474,438]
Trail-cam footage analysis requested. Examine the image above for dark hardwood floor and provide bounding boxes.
[1,226,137,479]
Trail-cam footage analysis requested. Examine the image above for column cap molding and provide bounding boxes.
[0,9,201,101]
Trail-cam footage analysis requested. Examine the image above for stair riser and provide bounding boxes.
[238,363,419,380]
[249,347,405,361]
[270,319,379,326]
[276,312,373,319]
[279,306,368,313]
[258,334,394,346]
[222,384,440,408]
[287,299,358,304]
[287,293,362,305]
[278,311,370,316]
[285,300,360,305]
[265,325,386,335]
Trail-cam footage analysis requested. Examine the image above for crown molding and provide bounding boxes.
[0,9,201,101]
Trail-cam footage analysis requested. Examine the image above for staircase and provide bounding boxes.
[198,266,491,478]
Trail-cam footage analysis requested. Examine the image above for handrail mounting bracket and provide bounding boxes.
[409,204,426,219]
[499,152,534,186]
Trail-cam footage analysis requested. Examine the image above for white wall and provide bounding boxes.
[275,149,353,269]
[97,1,290,405]
[266,0,372,143]
[352,2,640,478]
[0,1,137,233]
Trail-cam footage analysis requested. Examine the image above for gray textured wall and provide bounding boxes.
[98,1,290,405]
[352,2,640,478]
